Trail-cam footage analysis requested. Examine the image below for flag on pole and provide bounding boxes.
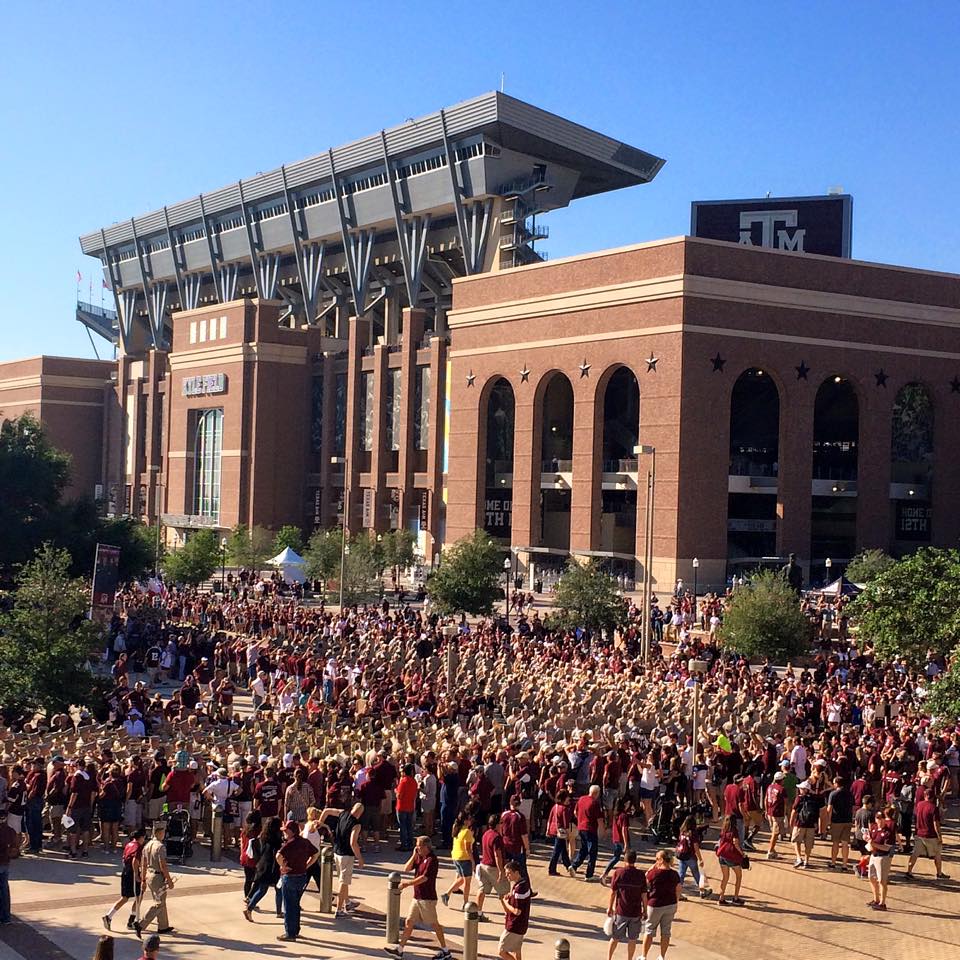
[76,270,82,283]
[103,279,110,289]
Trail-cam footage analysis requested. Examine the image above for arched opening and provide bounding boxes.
[538,373,573,550]
[891,382,934,549]
[482,377,515,541]
[193,407,223,521]
[599,366,640,561]
[811,376,858,572]
[727,368,780,573]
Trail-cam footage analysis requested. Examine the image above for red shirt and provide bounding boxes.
[612,811,630,844]
[504,878,531,934]
[395,775,418,814]
[500,809,528,855]
[723,782,743,818]
[69,772,96,810]
[480,828,504,867]
[914,799,939,839]
[413,852,439,900]
[279,835,315,875]
[868,820,895,854]
[575,795,602,833]
[610,865,647,918]
[163,769,195,805]
[765,782,786,817]
[645,866,681,907]
[254,778,280,816]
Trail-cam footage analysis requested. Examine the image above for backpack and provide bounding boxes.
[676,833,694,860]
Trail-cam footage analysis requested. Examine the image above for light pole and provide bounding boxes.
[688,658,709,751]
[503,555,512,625]
[634,444,656,661]
[692,557,699,623]
[825,556,833,585]
[220,537,227,594]
[331,456,349,609]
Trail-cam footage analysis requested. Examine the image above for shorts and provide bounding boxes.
[123,800,143,829]
[638,787,657,800]
[334,853,355,885]
[831,822,852,844]
[792,826,816,852]
[645,902,677,939]
[408,898,438,926]
[454,859,472,878]
[120,866,142,899]
[913,836,941,859]
[602,789,618,810]
[70,808,92,833]
[718,857,741,869]
[612,914,642,942]
[380,791,394,816]
[499,930,525,953]
[361,808,379,831]
[5,814,21,834]
[47,804,65,827]
[477,864,509,896]
[99,800,122,823]
[146,798,165,821]
[768,815,786,836]
[868,854,892,883]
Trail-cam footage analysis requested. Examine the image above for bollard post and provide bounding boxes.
[386,871,402,944]
[554,937,570,960]
[463,902,479,960]
[319,845,334,913]
[210,803,223,861]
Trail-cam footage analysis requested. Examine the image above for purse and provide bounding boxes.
[741,854,751,870]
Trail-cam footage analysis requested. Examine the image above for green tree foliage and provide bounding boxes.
[849,548,960,665]
[0,414,71,578]
[0,544,106,717]
[341,532,380,604]
[551,560,627,632]
[844,548,895,584]
[162,530,221,586]
[304,528,343,584]
[426,530,504,616]
[227,524,274,571]
[925,652,960,724]
[273,524,305,555]
[57,498,157,581]
[381,529,416,576]
[720,569,811,662]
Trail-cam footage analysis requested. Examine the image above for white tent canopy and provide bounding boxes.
[268,547,307,583]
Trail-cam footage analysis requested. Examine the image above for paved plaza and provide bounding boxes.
[1,812,956,960]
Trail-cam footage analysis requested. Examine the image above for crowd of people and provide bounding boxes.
[0,568,955,957]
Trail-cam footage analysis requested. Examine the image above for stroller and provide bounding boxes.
[164,809,193,863]
[649,794,678,843]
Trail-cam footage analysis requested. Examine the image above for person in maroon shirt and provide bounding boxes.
[276,821,320,942]
[254,765,281,818]
[644,848,682,960]
[66,760,96,859]
[571,784,603,879]
[500,795,532,884]
[498,860,531,960]
[607,849,647,957]
[45,758,69,847]
[24,758,46,855]
[905,785,948,881]
[867,807,896,911]
[476,816,509,921]
[386,835,451,960]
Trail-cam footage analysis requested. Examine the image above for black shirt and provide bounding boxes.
[827,787,854,824]
[333,812,360,856]
[794,793,824,828]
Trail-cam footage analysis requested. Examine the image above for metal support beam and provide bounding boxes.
[329,149,375,315]
[182,274,203,311]
[120,289,139,347]
[130,218,162,348]
[100,228,127,351]
[300,243,325,321]
[150,283,169,345]
[199,193,224,302]
[219,263,239,302]
[465,199,493,274]
[258,253,281,299]
[237,180,265,299]
[163,206,185,308]
[439,109,474,275]
[281,164,312,324]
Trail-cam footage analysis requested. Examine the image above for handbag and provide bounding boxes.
[741,854,751,870]
[556,827,568,839]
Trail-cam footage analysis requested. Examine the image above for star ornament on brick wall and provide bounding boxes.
[579,359,591,378]
[520,365,531,383]
[795,360,810,380]
[710,353,726,372]
[466,370,476,387]
[874,369,888,387]
[646,353,659,372]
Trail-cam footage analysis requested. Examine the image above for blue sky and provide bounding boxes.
[1,1,957,361]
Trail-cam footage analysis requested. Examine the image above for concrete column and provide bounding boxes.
[425,337,447,562]
[397,309,426,533]
[510,375,536,552]
[318,354,338,528]
[777,379,815,576]
[569,380,600,553]
[344,315,371,532]
[856,386,892,552]
[370,344,389,531]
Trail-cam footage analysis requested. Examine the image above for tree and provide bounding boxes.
[0,544,106,717]
[273,524,305,555]
[0,414,71,579]
[57,499,157,581]
[426,530,504,617]
[227,524,274,572]
[381,529,416,580]
[719,570,811,662]
[845,548,895,584]
[551,560,627,632]
[849,548,960,665]
[162,530,221,586]
[341,532,379,604]
[925,651,960,725]
[304,528,343,585]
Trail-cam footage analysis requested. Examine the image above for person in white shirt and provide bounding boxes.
[790,741,808,781]
[123,711,146,738]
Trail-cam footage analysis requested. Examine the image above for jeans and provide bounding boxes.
[0,868,9,923]
[440,806,455,848]
[572,830,599,878]
[602,841,624,876]
[280,873,309,938]
[26,801,44,852]
[397,810,414,850]
[508,849,529,884]
[734,816,745,847]
[548,836,571,874]
[678,858,701,886]
[247,880,281,914]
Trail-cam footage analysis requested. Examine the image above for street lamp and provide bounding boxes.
[220,537,227,594]
[634,444,656,661]
[688,658,709,750]
[692,557,700,624]
[503,555,513,625]
[825,556,833,584]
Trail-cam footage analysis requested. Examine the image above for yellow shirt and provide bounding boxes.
[451,827,474,862]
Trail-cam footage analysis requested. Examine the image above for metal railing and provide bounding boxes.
[77,300,118,321]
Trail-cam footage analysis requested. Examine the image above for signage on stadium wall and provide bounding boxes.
[895,501,932,541]
[362,488,375,528]
[690,195,852,258]
[182,373,227,397]
[484,491,512,536]
[418,490,430,528]
[91,543,121,608]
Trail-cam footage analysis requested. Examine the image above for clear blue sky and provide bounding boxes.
[1,1,958,362]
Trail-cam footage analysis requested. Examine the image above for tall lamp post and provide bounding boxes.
[692,557,700,622]
[825,556,833,586]
[331,455,349,609]
[220,537,227,594]
[634,444,656,661]
[688,658,709,751]
[503,555,512,625]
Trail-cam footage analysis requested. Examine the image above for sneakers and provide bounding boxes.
[133,921,142,940]
[476,913,490,922]
[902,872,915,881]
[567,866,577,877]
[432,950,453,960]
[441,893,450,906]
[866,900,879,908]
[101,915,111,931]
[871,903,887,912]
[937,873,951,880]
[793,859,803,869]
[384,948,403,958]
[242,908,253,922]
[766,852,778,860]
